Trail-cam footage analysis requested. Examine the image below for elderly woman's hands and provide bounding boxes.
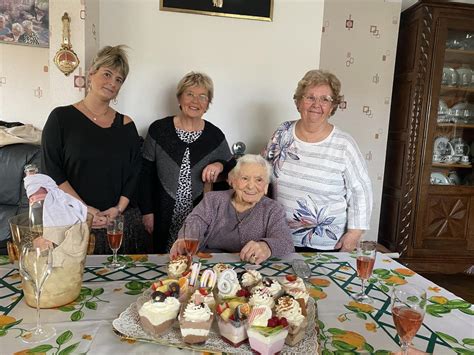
[169,239,186,259]
[202,162,224,183]
[240,240,271,265]
[335,229,363,252]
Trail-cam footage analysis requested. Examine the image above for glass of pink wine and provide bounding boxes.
[391,284,426,355]
[182,222,200,261]
[352,240,377,304]
[105,214,125,269]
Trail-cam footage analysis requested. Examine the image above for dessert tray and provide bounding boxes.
[112,288,319,354]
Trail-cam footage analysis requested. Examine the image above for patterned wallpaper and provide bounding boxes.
[319,0,402,242]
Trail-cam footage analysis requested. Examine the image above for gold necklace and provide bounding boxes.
[82,100,109,121]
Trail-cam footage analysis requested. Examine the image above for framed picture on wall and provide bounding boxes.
[160,0,273,22]
[0,0,49,48]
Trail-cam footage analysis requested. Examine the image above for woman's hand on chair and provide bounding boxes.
[202,162,223,183]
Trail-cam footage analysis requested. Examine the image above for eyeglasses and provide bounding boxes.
[302,95,334,106]
[184,91,209,103]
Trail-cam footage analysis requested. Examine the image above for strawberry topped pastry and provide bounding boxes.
[280,274,306,292]
[138,284,181,336]
[275,296,307,346]
[217,269,242,301]
[179,301,214,344]
[216,301,251,346]
[247,305,288,355]
[249,286,275,308]
[260,277,283,298]
[168,255,191,279]
[241,269,262,289]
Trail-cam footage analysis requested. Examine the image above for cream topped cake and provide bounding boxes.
[249,286,275,308]
[179,301,214,344]
[241,269,262,289]
[247,305,288,355]
[138,290,180,336]
[260,277,283,298]
[275,296,308,345]
[168,255,190,279]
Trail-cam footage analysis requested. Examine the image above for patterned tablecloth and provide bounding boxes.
[1,252,473,355]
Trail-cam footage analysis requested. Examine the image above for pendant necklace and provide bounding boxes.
[82,100,109,121]
[233,201,255,226]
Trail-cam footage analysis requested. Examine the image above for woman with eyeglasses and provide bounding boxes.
[140,71,232,253]
[263,69,373,252]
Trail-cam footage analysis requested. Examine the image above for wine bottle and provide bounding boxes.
[24,164,47,234]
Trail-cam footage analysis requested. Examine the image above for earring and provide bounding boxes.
[112,97,118,105]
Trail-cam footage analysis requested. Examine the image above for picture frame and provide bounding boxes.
[160,0,273,22]
[0,0,49,48]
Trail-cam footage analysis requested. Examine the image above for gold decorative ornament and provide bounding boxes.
[54,12,80,76]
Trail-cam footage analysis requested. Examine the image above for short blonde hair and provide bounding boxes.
[89,45,129,80]
[229,154,272,182]
[176,71,214,104]
[293,69,342,116]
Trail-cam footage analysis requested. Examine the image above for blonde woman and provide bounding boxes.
[42,45,146,254]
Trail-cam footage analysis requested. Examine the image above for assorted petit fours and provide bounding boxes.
[217,269,242,301]
[216,300,251,346]
[168,255,191,279]
[275,295,308,346]
[138,283,181,336]
[246,305,289,355]
[241,269,262,289]
[179,300,214,344]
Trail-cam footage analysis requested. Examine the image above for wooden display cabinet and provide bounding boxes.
[379,0,474,273]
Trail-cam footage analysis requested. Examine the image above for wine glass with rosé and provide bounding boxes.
[391,284,426,355]
[352,240,377,304]
[182,222,201,260]
[105,214,125,269]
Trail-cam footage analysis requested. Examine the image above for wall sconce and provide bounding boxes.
[54,12,79,76]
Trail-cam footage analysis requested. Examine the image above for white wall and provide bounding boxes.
[99,0,325,153]
[320,0,401,241]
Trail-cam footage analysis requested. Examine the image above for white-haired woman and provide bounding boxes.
[170,154,294,264]
[18,20,39,45]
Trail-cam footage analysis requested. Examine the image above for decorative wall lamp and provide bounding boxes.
[54,12,80,76]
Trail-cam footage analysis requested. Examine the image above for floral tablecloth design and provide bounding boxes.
[1,252,473,354]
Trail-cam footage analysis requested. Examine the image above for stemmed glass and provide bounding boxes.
[182,222,200,260]
[391,284,426,355]
[352,240,377,304]
[19,243,56,343]
[105,214,125,269]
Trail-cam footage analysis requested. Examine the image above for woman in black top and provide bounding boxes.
[140,72,232,253]
[42,45,147,254]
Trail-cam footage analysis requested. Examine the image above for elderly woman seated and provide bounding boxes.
[170,154,294,264]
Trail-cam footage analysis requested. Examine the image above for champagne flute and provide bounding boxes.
[105,214,125,269]
[19,243,56,343]
[391,284,426,355]
[352,240,377,304]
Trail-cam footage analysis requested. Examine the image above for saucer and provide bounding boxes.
[430,172,450,185]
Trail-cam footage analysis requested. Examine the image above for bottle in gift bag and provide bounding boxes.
[24,164,47,234]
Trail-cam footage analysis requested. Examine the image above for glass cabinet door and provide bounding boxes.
[431,29,474,187]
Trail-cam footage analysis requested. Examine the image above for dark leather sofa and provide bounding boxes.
[0,143,41,254]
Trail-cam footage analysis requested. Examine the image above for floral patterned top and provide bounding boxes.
[263,121,373,250]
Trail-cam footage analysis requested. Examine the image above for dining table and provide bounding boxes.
[1,251,473,354]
